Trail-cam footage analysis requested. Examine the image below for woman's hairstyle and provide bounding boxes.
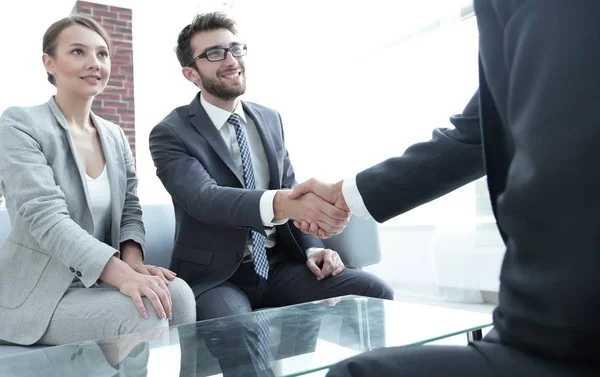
[42,15,112,86]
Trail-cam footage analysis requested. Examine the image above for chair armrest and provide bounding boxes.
[323,217,381,268]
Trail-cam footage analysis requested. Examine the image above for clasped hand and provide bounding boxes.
[286,178,349,239]
[306,248,345,280]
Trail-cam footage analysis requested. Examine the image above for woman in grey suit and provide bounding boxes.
[0,16,196,347]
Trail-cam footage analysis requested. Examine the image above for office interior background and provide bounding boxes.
[0,0,503,305]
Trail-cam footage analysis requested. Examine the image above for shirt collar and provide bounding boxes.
[200,92,247,131]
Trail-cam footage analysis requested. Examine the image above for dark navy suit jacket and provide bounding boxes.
[150,93,322,297]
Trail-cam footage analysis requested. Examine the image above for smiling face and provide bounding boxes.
[43,24,110,99]
[186,28,246,102]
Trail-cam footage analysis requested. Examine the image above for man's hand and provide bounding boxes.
[306,249,345,281]
[273,189,350,236]
[289,179,349,239]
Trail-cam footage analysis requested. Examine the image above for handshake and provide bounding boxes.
[273,178,350,239]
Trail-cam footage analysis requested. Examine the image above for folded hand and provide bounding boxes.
[306,248,345,280]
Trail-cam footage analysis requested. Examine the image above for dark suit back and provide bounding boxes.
[476,0,600,361]
[355,0,600,362]
[149,94,322,297]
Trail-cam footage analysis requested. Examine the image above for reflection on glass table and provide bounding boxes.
[0,295,492,377]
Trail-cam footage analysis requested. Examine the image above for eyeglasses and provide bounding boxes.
[187,44,247,65]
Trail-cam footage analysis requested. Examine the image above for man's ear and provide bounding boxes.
[182,67,201,87]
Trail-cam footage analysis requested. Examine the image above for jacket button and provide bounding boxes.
[76,271,82,277]
[69,267,75,273]
[236,252,242,260]
[71,353,76,360]
[77,348,83,355]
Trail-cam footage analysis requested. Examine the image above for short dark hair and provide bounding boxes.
[42,15,112,86]
[175,12,238,68]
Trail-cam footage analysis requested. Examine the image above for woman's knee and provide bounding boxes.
[167,277,197,325]
[104,296,168,338]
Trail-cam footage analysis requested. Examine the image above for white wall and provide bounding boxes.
[1,0,477,205]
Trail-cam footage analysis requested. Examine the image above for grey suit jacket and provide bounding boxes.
[149,93,322,297]
[0,97,145,345]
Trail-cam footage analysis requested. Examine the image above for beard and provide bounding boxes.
[198,68,246,100]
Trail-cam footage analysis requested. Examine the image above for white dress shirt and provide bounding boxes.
[342,176,373,219]
[200,94,322,258]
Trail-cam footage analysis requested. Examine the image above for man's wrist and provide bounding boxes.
[341,175,372,219]
[260,190,288,226]
[333,180,347,209]
[273,189,291,221]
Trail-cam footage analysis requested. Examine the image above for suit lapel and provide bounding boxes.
[188,94,244,186]
[46,98,122,245]
[91,113,123,249]
[46,98,93,222]
[243,102,281,189]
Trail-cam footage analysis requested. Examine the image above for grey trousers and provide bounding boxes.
[0,278,196,376]
[31,277,196,346]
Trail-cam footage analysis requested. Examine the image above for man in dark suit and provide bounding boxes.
[291,1,600,376]
[149,12,393,322]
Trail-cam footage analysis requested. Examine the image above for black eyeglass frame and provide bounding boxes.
[186,44,247,66]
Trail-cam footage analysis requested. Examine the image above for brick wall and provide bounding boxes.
[72,1,136,158]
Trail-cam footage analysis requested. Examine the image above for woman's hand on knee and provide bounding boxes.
[119,273,173,320]
[130,264,177,285]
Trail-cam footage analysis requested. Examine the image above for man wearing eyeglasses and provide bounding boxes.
[149,12,393,325]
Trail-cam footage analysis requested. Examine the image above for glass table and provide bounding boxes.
[0,295,492,377]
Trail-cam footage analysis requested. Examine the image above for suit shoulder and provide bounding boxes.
[154,105,189,133]
[1,103,50,122]
[244,101,280,117]
[0,103,53,135]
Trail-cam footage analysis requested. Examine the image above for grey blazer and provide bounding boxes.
[0,98,145,345]
[149,93,322,297]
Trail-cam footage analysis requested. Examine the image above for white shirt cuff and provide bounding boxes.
[260,190,288,226]
[342,176,372,220]
[306,247,324,258]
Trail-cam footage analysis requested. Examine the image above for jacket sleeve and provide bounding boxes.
[356,90,485,223]
[149,121,267,235]
[116,126,146,257]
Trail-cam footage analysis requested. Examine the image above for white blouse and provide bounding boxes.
[86,165,111,243]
